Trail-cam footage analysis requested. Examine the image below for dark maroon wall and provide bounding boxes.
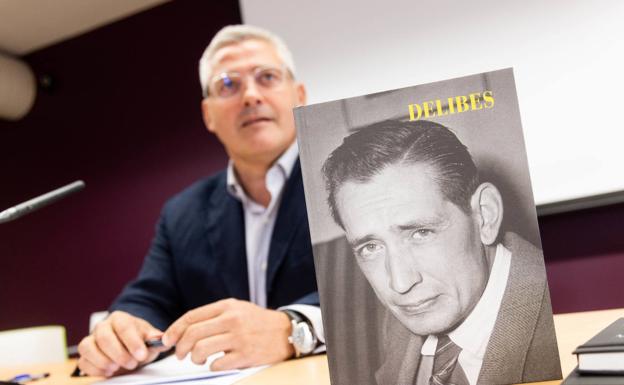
[540,202,624,314]
[0,1,239,345]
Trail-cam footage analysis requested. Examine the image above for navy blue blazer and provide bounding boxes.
[110,160,318,331]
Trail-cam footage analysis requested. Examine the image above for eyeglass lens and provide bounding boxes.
[210,67,285,98]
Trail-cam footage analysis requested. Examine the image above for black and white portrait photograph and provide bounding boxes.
[295,69,562,385]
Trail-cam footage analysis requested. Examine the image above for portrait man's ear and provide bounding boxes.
[470,182,504,246]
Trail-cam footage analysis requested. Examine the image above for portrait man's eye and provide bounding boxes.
[357,242,385,260]
[410,228,434,241]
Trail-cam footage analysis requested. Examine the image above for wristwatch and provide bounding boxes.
[281,309,318,358]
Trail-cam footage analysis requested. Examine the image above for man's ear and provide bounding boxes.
[295,82,307,106]
[470,182,504,246]
[201,98,215,133]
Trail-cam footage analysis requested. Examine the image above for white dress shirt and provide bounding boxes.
[226,141,324,346]
[420,243,512,385]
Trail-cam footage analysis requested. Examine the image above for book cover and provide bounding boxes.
[574,318,624,373]
[561,367,624,385]
[295,68,562,385]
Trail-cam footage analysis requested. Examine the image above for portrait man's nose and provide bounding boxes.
[387,246,423,294]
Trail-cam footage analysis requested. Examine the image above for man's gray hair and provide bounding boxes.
[199,24,297,97]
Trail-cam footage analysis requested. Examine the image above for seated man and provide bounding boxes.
[321,119,561,385]
[77,25,322,377]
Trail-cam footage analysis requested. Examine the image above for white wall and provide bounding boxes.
[241,0,624,206]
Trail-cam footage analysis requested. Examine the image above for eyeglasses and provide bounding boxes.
[206,66,289,98]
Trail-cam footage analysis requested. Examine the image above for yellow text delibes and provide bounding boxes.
[408,90,495,121]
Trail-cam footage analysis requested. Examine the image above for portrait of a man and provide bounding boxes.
[318,119,561,385]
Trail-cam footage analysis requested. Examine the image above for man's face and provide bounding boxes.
[201,39,306,164]
[335,162,490,336]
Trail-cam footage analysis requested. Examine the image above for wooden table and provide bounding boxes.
[1,308,622,385]
[0,353,329,385]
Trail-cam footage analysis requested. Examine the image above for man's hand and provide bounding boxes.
[77,311,168,377]
[162,298,294,370]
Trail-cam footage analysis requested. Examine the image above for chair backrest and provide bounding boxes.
[0,325,67,365]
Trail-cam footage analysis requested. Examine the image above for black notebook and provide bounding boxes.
[561,367,624,385]
[574,318,624,374]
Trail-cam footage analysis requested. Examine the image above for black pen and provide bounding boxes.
[145,338,165,348]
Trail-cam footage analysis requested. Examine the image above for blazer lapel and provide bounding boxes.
[477,233,546,385]
[204,175,250,301]
[376,310,424,385]
[265,159,306,294]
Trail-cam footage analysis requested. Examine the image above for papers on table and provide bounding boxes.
[94,353,266,385]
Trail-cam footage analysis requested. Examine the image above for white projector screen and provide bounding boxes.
[241,0,624,209]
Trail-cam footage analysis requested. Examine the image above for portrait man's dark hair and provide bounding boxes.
[322,119,480,228]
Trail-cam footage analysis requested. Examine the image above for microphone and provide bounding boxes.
[0,180,85,224]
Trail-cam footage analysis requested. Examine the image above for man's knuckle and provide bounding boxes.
[93,325,107,339]
[186,324,201,340]
[176,338,191,354]
[230,311,243,327]
[78,358,92,373]
[191,356,204,365]
[183,311,196,325]
[114,321,134,337]
[191,350,207,365]
[109,311,124,324]
[77,338,90,356]
[238,356,252,369]
[93,319,110,335]
[194,339,209,355]
[232,334,247,353]
[224,298,238,309]
[118,353,133,366]
[112,312,135,328]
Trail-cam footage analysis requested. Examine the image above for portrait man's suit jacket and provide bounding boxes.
[110,160,318,331]
[375,232,562,385]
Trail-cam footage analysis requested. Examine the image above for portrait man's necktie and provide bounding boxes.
[429,335,469,385]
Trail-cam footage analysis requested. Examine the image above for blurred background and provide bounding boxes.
[1,0,623,346]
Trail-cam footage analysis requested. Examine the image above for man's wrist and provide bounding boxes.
[276,310,296,359]
[280,309,318,358]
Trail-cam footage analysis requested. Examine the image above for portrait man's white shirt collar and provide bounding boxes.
[420,243,511,385]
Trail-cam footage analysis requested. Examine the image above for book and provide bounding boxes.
[574,318,624,373]
[561,367,624,385]
[294,68,562,385]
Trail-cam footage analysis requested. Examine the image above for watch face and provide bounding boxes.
[293,324,305,344]
[293,323,315,354]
